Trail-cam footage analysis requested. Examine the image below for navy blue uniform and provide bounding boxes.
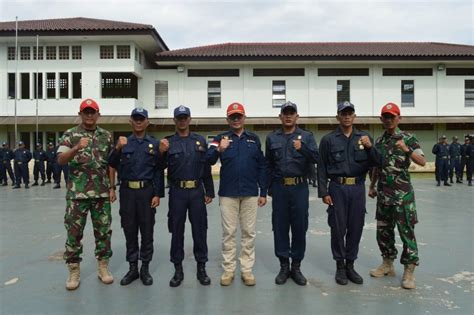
[14,148,32,186]
[207,130,268,197]
[432,143,450,183]
[1,148,15,185]
[460,143,472,182]
[266,127,319,262]
[463,143,473,183]
[109,134,163,263]
[33,149,47,183]
[449,142,462,181]
[317,126,381,262]
[45,147,56,182]
[162,133,215,264]
[53,145,69,185]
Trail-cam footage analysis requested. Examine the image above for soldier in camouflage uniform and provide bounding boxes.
[368,103,426,290]
[57,98,115,290]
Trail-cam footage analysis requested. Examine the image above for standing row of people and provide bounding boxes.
[432,135,473,186]
[0,141,69,188]
[58,98,431,293]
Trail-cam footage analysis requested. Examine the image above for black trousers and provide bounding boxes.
[14,162,29,185]
[168,185,208,264]
[46,162,53,181]
[327,181,366,261]
[1,162,15,184]
[119,185,156,262]
[33,161,46,182]
[271,180,309,261]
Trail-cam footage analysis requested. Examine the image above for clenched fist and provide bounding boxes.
[218,137,230,153]
[395,139,410,153]
[159,138,169,154]
[77,137,89,150]
[360,135,372,149]
[293,139,302,151]
[116,136,128,150]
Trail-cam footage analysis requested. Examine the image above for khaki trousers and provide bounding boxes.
[220,196,258,273]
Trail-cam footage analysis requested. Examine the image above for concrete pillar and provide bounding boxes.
[42,72,47,100]
[55,72,59,100]
[68,72,73,99]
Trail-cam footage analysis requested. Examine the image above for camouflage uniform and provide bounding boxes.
[58,125,114,263]
[374,127,421,265]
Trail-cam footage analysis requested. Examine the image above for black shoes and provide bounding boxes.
[13,185,20,189]
[197,262,211,285]
[169,263,184,287]
[335,260,348,285]
[436,181,440,186]
[345,260,363,284]
[32,181,39,186]
[25,184,29,189]
[40,181,45,186]
[140,262,153,285]
[275,258,291,285]
[290,261,307,286]
[120,262,139,286]
[443,181,451,186]
[53,183,60,189]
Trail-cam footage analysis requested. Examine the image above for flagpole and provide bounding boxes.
[14,16,18,146]
[35,34,39,144]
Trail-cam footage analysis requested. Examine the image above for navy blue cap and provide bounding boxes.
[337,101,355,112]
[131,107,148,119]
[174,105,191,118]
[280,101,298,113]
[440,135,447,139]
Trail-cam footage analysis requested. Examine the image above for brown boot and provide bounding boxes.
[97,259,114,284]
[402,264,416,289]
[370,257,395,278]
[65,263,80,290]
[220,271,234,286]
[241,272,256,286]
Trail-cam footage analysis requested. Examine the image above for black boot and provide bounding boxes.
[140,262,153,285]
[444,181,451,186]
[53,183,60,189]
[169,263,184,287]
[197,262,211,285]
[436,181,440,186]
[345,260,363,284]
[32,181,39,186]
[24,184,29,189]
[469,181,472,186]
[120,262,139,286]
[13,184,20,189]
[46,179,51,183]
[456,177,462,183]
[275,258,290,285]
[40,181,45,186]
[290,260,307,286]
[335,260,348,285]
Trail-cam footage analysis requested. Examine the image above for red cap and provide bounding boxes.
[79,98,100,112]
[381,102,400,116]
[226,102,245,117]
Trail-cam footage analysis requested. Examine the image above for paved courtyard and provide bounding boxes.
[0,178,473,315]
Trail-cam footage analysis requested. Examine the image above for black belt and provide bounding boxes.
[281,176,306,186]
[122,180,153,189]
[440,156,448,160]
[171,180,200,189]
[330,176,364,185]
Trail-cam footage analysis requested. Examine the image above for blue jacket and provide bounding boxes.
[14,148,32,163]
[207,130,268,197]
[162,132,215,198]
[109,134,163,197]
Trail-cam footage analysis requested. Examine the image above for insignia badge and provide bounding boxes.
[148,144,153,148]
[233,104,238,109]
[359,145,364,150]
[149,149,154,154]
[179,105,186,112]
[386,104,392,110]
[297,135,302,140]
[136,108,144,112]
[86,100,92,105]
[196,141,201,145]
[344,101,350,106]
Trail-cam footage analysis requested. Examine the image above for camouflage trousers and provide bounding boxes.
[375,201,419,265]
[64,198,112,263]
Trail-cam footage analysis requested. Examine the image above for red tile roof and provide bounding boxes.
[156,42,474,61]
[0,17,154,32]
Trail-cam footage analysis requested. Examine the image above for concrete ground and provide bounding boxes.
[0,178,472,315]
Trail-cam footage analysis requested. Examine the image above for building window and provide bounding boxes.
[447,68,474,76]
[8,47,16,60]
[318,68,369,76]
[401,80,415,107]
[33,73,43,99]
[46,73,56,99]
[465,80,474,107]
[20,73,30,99]
[8,73,16,99]
[59,46,69,60]
[272,80,286,108]
[20,47,31,60]
[253,68,305,76]
[117,45,131,59]
[101,72,137,98]
[208,81,221,108]
[72,73,82,99]
[72,46,82,59]
[188,69,240,77]
[155,80,168,109]
[46,46,56,60]
[100,45,114,59]
[59,73,68,98]
[33,46,44,60]
[383,68,432,76]
[337,80,350,105]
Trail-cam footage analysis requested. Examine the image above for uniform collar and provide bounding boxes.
[382,127,402,139]
[77,124,98,133]
[335,125,361,137]
[276,125,303,135]
[130,133,151,142]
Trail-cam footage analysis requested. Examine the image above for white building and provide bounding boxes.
[1,17,473,162]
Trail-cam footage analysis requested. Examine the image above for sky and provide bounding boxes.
[1,0,473,49]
